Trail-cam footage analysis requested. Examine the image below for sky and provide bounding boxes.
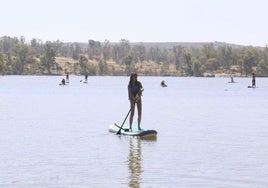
[1,0,268,47]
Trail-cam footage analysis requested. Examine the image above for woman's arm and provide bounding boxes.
[138,82,144,96]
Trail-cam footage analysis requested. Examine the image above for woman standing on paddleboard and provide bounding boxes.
[128,72,144,131]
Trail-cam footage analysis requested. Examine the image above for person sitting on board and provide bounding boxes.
[161,80,167,87]
[252,72,256,88]
[128,72,144,131]
[61,78,66,85]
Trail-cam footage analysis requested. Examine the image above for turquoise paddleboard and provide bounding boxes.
[109,123,157,139]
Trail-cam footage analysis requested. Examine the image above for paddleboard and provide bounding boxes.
[109,123,157,139]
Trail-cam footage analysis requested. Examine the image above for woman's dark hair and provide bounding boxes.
[131,72,137,77]
[128,72,137,86]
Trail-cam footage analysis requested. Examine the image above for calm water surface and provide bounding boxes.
[0,76,268,188]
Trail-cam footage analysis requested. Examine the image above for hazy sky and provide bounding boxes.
[1,0,267,46]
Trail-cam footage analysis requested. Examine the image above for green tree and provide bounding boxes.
[88,40,101,60]
[205,58,219,71]
[202,43,217,59]
[40,42,57,74]
[111,44,120,62]
[123,55,133,66]
[257,59,268,75]
[0,52,4,74]
[242,47,255,75]
[5,52,13,74]
[160,61,169,75]
[98,59,108,75]
[192,58,202,76]
[53,40,64,55]
[199,43,217,71]
[183,50,193,76]
[13,43,34,74]
[102,40,111,61]
[123,55,135,74]
[71,43,81,60]
[132,44,146,63]
[173,46,184,71]
[217,46,234,69]
[0,36,19,53]
[79,55,89,75]
[30,38,43,58]
[79,55,97,75]
[118,39,131,63]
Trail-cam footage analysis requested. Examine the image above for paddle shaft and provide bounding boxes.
[116,102,135,135]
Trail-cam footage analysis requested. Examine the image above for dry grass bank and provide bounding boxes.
[55,56,245,77]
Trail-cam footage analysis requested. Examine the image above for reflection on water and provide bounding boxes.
[127,138,143,188]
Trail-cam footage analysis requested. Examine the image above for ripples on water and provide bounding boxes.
[0,76,268,187]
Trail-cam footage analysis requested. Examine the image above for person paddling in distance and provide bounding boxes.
[252,72,256,88]
[66,73,69,83]
[85,74,88,83]
[128,72,144,132]
[230,76,234,83]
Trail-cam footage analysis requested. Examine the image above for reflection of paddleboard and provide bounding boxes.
[228,81,237,83]
[248,86,256,88]
[109,123,157,139]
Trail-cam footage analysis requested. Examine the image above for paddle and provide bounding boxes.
[114,123,130,132]
[116,102,135,135]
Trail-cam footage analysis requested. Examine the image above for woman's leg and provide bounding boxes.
[137,100,142,129]
[129,101,135,130]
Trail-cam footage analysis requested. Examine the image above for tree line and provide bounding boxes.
[1,36,268,76]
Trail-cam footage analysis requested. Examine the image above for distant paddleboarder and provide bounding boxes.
[161,80,167,87]
[228,76,236,83]
[252,72,256,88]
[248,73,256,88]
[66,73,69,83]
[60,78,66,85]
[85,74,88,83]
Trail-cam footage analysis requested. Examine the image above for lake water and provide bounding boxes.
[0,76,268,188]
